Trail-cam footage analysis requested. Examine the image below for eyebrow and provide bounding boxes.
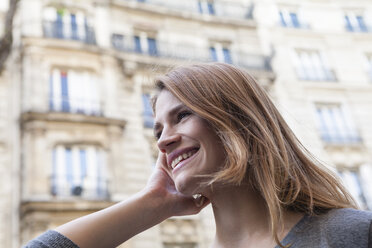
[153,103,186,137]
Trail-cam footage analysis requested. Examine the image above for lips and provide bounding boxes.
[168,147,199,170]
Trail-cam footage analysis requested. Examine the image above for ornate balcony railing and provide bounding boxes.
[122,0,254,20]
[295,67,337,81]
[51,176,109,200]
[112,36,272,71]
[49,96,104,116]
[43,21,96,45]
[320,133,362,145]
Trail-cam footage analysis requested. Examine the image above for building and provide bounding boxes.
[0,0,371,247]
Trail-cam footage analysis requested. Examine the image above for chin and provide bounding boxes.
[175,177,199,196]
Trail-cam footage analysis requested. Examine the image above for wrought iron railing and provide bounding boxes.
[43,21,96,45]
[122,0,254,20]
[111,36,272,71]
[49,96,104,116]
[320,133,362,145]
[295,67,337,81]
[51,176,109,199]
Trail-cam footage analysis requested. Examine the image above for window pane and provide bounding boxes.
[315,104,360,144]
[51,149,57,195]
[290,13,299,28]
[65,148,73,188]
[223,48,232,64]
[356,16,367,32]
[147,38,158,56]
[207,2,215,15]
[142,94,154,128]
[52,145,107,199]
[112,34,124,50]
[134,36,142,53]
[210,47,217,61]
[345,15,353,31]
[316,108,330,141]
[56,12,64,38]
[279,12,286,26]
[50,69,99,115]
[60,71,70,112]
[70,14,78,40]
[197,1,203,13]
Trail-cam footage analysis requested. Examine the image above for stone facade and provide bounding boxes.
[0,0,371,247]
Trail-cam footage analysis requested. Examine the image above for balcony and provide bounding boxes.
[321,133,362,146]
[51,176,109,200]
[279,12,309,29]
[43,21,96,45]
[295,67,337,82]
[345,15,371,33]
[49,96,103,116]
[121,0,254,20]
[111,36,272,71]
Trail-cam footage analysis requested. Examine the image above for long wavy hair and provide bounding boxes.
[152,62,356,247]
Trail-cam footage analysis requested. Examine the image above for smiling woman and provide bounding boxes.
[24,63,372,248]
[151,63,372,248]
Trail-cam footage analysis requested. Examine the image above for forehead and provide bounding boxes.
[154,90,183,118]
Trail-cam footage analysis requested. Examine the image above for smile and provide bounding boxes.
[170,148,199,170]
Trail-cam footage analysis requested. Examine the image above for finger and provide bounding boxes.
[184,196,210,215]
[155,152,172,179]
[155,152,167,168]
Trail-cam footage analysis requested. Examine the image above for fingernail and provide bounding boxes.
[195,196,205,207]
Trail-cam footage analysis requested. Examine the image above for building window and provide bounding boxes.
[49,69,101,115]
[345,14,369,32]
[163,243,197,248]
[198,0,215,15]
[142,93,154,128]
[133,34,158,56]
[292,50,336,81]
[338,167,372,210]
[279,10,307,28]
[43,7,96,44]
[365,54,372,81]
[111,33,125,51]
[314,103,361,144]
[209,43,232,63]
[51,145,108,199]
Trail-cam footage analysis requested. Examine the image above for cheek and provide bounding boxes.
[205,135,226,169]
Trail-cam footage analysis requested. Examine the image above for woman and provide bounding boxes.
[25,63,372,248]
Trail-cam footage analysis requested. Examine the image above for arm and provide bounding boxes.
[54,152,208,248]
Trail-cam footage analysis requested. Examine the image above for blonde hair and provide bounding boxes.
[153,63,356,246]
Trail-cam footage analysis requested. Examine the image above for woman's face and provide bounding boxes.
[154,90,226,195]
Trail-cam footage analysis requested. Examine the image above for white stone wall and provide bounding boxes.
[0,0,371,247]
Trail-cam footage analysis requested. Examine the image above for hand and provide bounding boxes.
[145,152,209,217]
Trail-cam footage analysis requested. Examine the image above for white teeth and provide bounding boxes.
[171,151,195,169]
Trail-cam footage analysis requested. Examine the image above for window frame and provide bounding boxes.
[51,144,108,199]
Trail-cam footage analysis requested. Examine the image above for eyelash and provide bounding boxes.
[177,111,191,122]
[155,111,191,140]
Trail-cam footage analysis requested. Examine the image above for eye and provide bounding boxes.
[155,131,162,140]
[177,111,191,122]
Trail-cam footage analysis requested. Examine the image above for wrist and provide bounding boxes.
[139,188,172,220]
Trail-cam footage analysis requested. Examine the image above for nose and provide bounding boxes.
[157,127,181,153]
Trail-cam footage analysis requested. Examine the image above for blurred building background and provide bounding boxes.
[0,0,371,247]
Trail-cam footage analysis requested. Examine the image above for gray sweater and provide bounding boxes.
[276,208,372,248]
[24,208,372,248]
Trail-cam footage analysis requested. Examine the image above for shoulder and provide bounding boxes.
[319,208,372,228]
[312,208,372,247]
